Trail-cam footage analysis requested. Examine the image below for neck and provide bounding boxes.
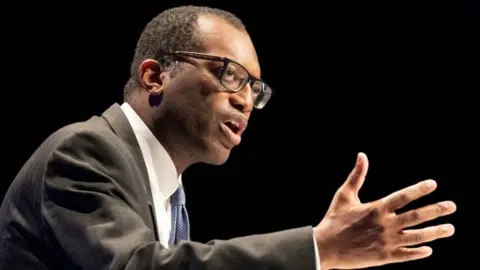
[128,99,196,175]
[154,121,195,175]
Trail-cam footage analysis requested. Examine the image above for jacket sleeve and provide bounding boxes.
[41,128,317,270]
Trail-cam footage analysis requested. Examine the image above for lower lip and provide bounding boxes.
[221,123,241,146]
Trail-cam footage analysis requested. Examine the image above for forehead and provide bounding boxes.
[196,15,261,78]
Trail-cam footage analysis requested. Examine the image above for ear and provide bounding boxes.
[137,59,169,96]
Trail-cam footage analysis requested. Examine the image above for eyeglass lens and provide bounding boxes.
[220,61,271,109]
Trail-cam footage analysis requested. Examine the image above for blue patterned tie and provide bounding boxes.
[168,185,190,247]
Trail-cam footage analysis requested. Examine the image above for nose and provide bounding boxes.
[229,84,254,113]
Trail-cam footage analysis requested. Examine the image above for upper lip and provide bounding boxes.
[223,114,248,136]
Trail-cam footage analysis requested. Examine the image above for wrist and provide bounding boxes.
[313,224,335,270]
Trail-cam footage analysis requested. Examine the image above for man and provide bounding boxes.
[0,5,456,270]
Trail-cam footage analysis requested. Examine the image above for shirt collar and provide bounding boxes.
[120,102,181,200]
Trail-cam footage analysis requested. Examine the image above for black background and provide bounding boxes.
[3,1,478,268]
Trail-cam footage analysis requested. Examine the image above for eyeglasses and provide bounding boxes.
[164,51,272,109]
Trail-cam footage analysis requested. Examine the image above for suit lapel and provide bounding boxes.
[100,103,159,241]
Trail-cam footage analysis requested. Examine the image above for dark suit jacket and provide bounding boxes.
[0,103,316,269]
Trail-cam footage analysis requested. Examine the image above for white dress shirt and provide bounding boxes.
[121,102,181,248]
[120,102,321,268]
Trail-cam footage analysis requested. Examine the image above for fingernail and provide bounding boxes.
[440,201,455,209]
[442,224,455,235]
[425,179,437,188]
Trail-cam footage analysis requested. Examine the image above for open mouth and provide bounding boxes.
[220,118,247,146]
[224,121,241,135]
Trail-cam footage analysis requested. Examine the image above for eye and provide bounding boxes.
[251,81,263,95]
[223,67,236,82]
[252,85,261,95]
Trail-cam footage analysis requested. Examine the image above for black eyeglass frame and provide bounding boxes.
[161,51,272,109]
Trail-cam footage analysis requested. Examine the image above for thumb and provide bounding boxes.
[342,152,369,200]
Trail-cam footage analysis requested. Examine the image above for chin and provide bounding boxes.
[202,142,233,165]
[205,150,231,165]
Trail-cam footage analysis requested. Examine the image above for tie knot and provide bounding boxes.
[170,185,186,206]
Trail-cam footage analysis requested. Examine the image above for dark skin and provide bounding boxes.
[129,15,258,173]
[129,15,456,270]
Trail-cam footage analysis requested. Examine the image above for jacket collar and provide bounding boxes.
[100,103,153,205]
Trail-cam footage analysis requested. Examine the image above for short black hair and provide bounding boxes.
[123,5,245,101]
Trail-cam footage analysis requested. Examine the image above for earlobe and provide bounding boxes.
[148,92,163,107]
[138,59,166,96]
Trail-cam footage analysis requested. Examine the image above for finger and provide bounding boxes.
[396,201,457,228]
[382,179,437,211]
[342,152,369,199]
[399,224,455,247]
[389,246,433,263]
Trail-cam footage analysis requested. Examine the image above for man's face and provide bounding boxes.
[162,15,262,165]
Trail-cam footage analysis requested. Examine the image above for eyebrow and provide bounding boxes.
[173,51,263,80]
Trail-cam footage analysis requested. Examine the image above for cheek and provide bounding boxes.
[179,85,219,133]
[196,80,226,117]
[173,76,229,133]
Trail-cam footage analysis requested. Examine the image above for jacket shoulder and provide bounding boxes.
[15,116,128,185]
[36,116,124,158]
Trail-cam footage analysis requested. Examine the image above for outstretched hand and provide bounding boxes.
[313,153,456,270]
